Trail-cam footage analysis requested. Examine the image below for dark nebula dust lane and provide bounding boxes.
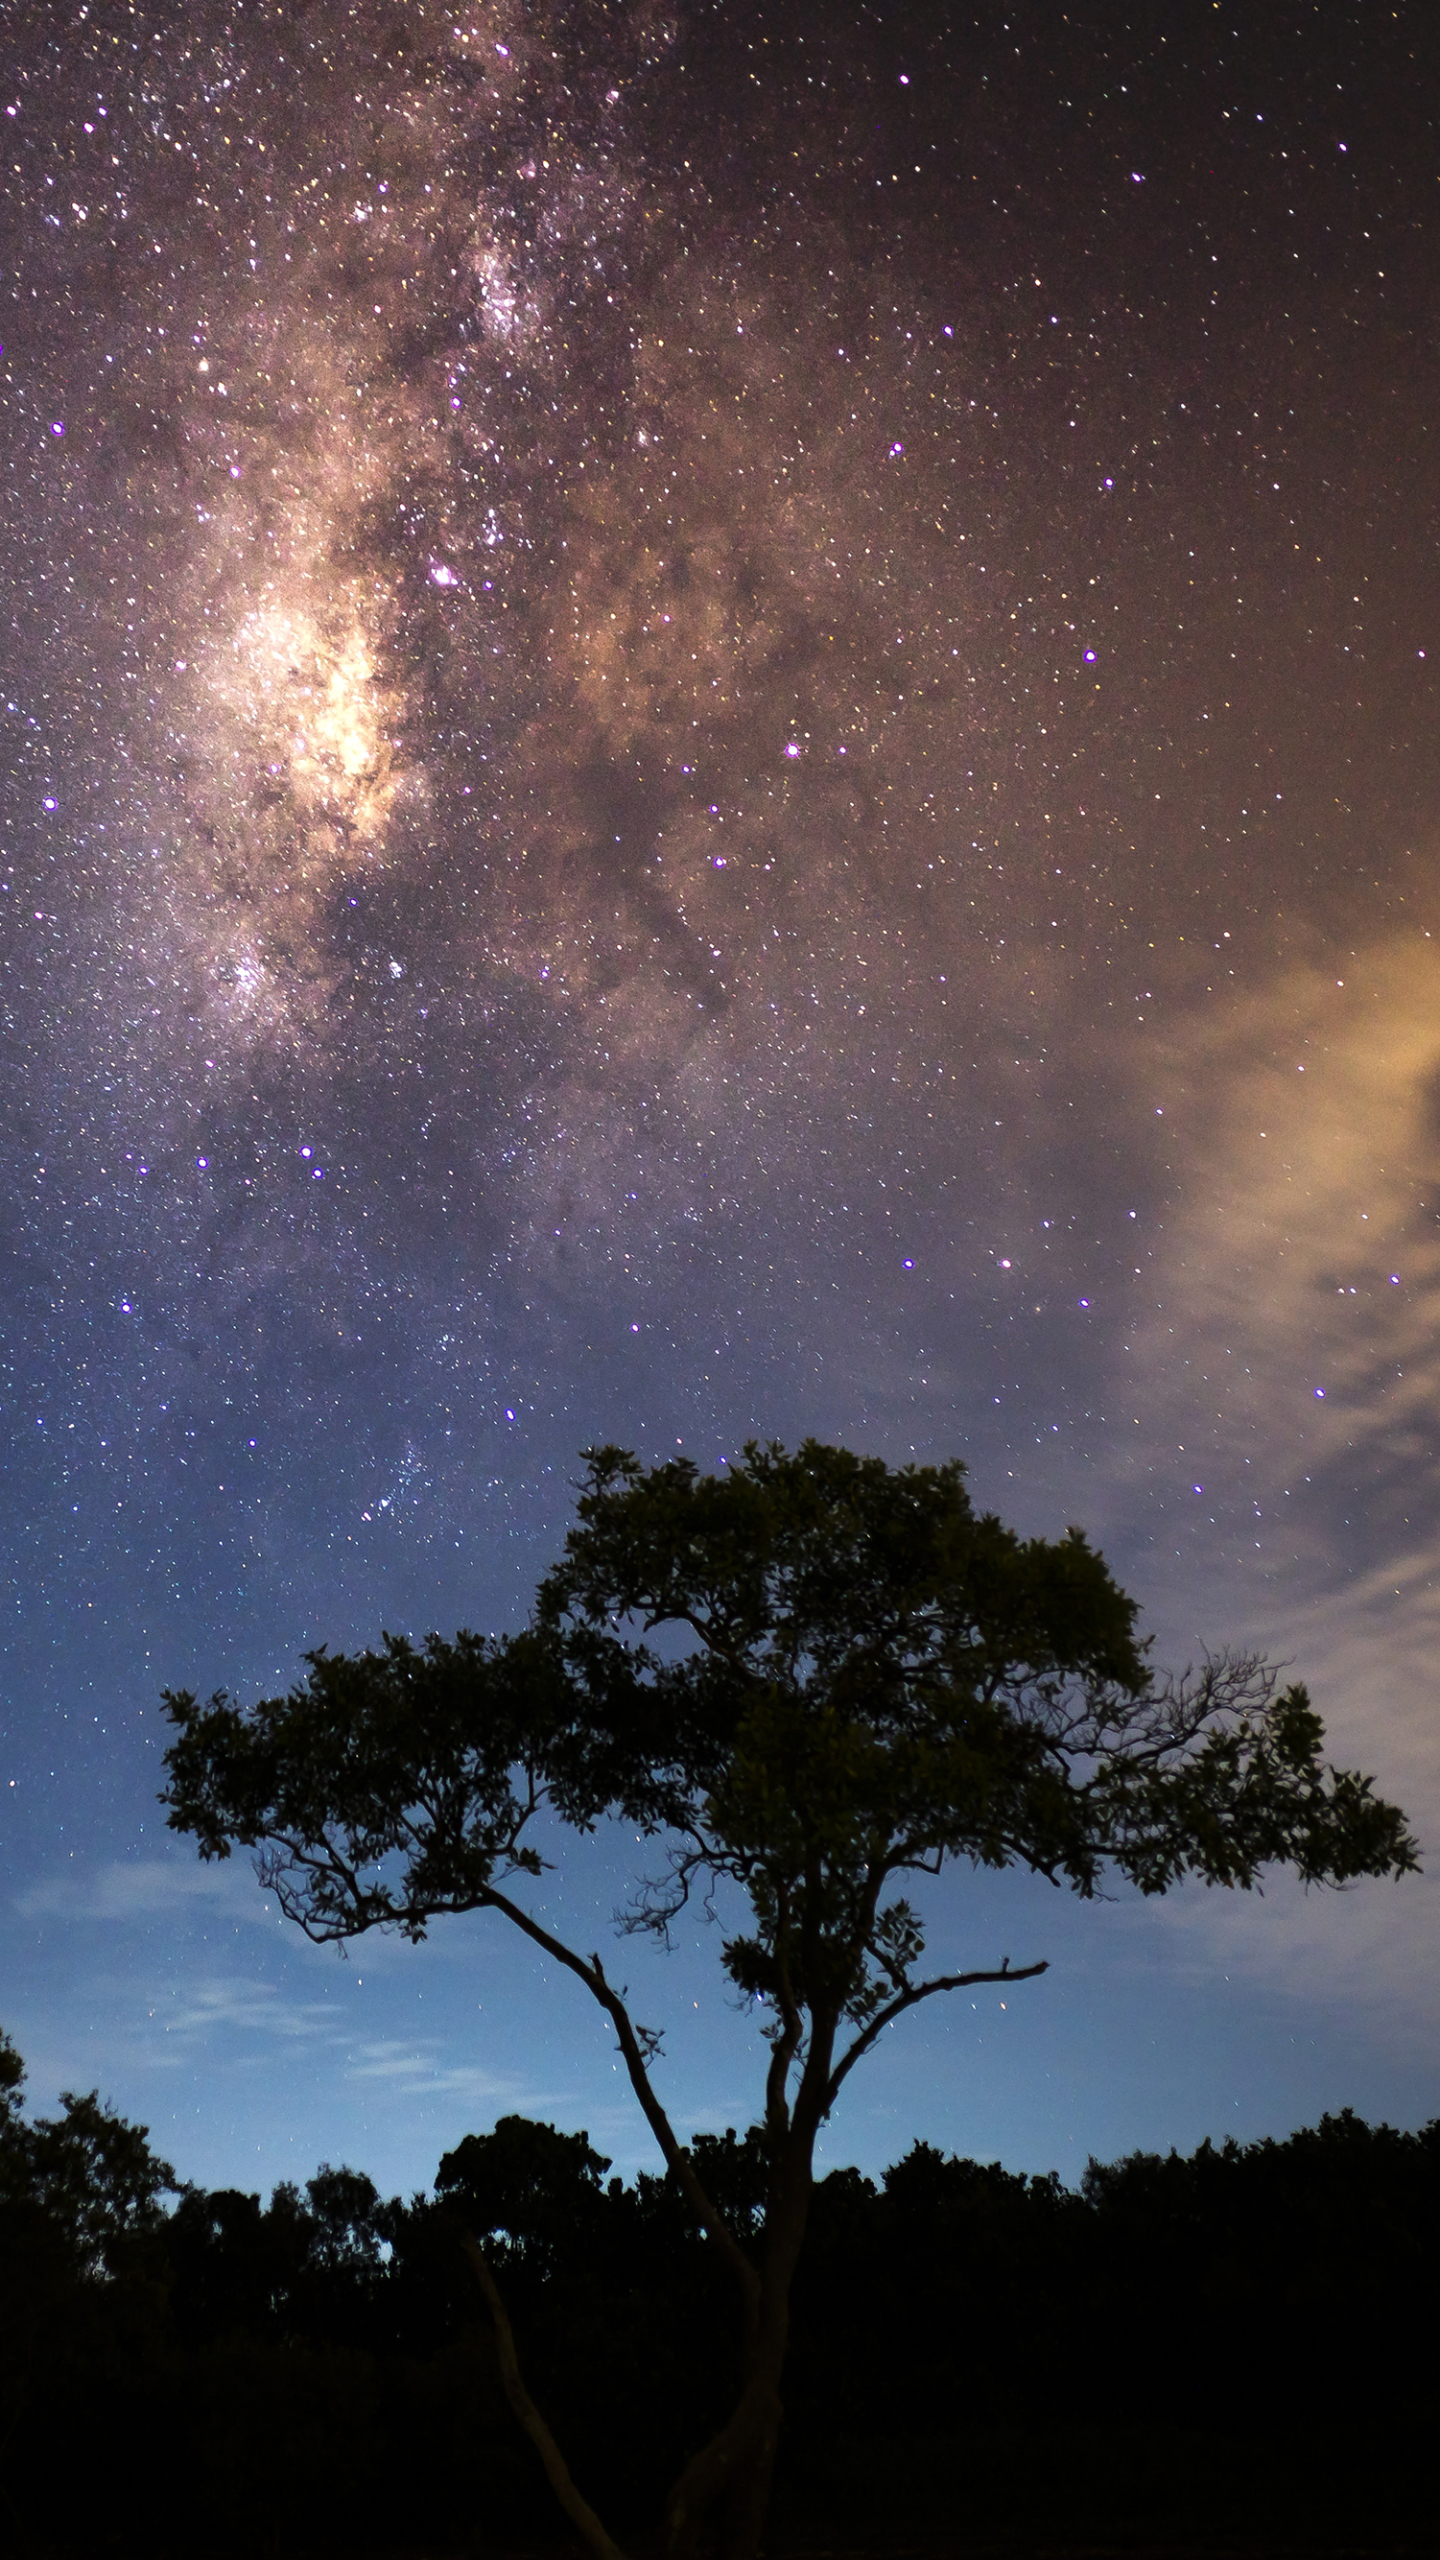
[2,1,1438,2185]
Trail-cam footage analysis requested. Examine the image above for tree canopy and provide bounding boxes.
[0,2025,178,2280]
[160,1439,1417,2560]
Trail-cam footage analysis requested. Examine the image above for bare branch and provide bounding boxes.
[672,1607,763,1677]
[825,1958,1050,2112]
[473,1882,762,2325]
[459,2231,631,2560]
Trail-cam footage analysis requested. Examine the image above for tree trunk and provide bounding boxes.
[713,2387,783,2560]
[664,2119,821,2560]
[460,2230,632,2560]
[664,2354,785,2560]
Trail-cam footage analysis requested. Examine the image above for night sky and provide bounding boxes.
[3,0,1437,2200]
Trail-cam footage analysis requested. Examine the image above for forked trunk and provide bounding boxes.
[663,2348,785,2560]
[463,2213,784,2560]
[663,2119,818,2560]
[460,2035,825,2560]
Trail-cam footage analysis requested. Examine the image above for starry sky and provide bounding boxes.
[2,0,1437,2200]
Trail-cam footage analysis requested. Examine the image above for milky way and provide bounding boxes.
[3,2,1438,2185]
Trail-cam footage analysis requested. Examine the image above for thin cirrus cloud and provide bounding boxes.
[1113,930,1440,1873]
[1125,933,1440,1582]
[12,1857,568,2113]
[344,2039,541,2106]
[1130,1852,1440,2052]
[153,1977,339,2045]
[158,1995,552,2113]
[15,1856,275,1927]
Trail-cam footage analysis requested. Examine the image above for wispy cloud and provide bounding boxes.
[157,1978,340,2042]
[1118,1862,1440,2052]
[1088,934,1440,2028]
[1125,932,1440,1573]
[343,2037,543,2105]
[16,1855,274,1926]
[136,1985,557,2110]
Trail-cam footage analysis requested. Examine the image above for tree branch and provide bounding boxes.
[762,1884,804,2142]
[825,1958,1049,2111]
[672,1606,761,1676]
[475,1883,762,2323]
[459,2231,631,2560]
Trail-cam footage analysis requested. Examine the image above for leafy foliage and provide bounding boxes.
[162,1443,1415,2056]
[0,2029,177,2279]
[538,1444,1415,2028]
[437,2115,614,2279]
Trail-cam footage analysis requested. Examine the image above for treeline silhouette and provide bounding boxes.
[2,2030,1435,2555]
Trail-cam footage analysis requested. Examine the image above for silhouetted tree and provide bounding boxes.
[0,2029,183,2552]
[159,1440,1417,2560]
[437,2114,614,2284]
[0,2027,177,2278]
